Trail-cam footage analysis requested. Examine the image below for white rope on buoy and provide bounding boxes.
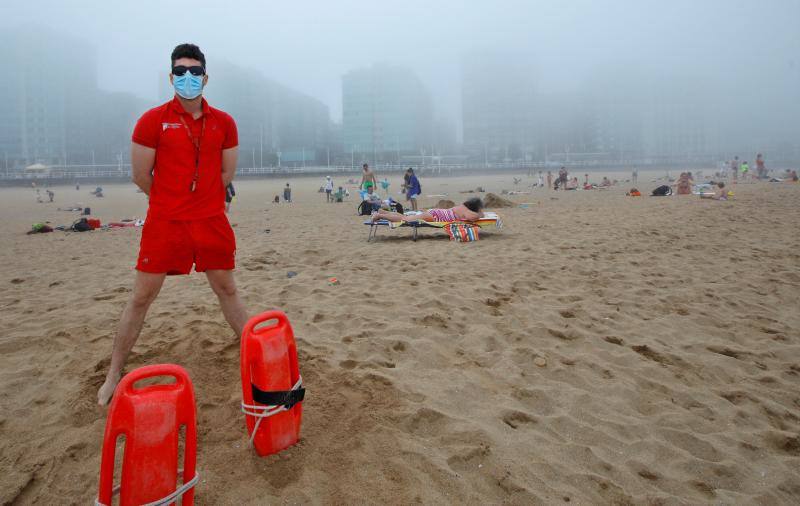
[240,376,303,446]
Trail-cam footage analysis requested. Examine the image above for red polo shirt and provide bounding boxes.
[132,97,238,220]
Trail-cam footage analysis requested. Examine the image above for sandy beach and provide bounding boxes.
[1,172,799,504]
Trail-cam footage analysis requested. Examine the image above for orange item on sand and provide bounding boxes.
[240,311,304,456]
[630,191,641,197]
[96,364,198,506]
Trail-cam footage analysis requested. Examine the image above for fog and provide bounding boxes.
[2,0,799,168]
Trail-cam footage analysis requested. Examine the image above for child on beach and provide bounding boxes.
[701,182,728,200]
[371,197,484,223]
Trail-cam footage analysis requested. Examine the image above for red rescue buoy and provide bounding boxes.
[96,364,198,506]
[240,310,304,456]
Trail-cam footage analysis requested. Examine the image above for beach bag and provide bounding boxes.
[358,200,381,216]
[651,185,672,196]
[72,218,92,232]
[388,200,403,214]
[445,223,479,242]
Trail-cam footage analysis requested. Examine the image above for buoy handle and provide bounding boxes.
[243,310,288,337]
[120,364,191,395]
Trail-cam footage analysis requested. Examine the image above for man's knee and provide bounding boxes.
[131,285,159,308]
[210,276,238,298]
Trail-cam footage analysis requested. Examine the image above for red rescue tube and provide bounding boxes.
[240,310,303,456]
[96,364,198,506]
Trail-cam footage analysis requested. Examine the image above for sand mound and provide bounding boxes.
[436,199,455,209]
[483,193,514,208]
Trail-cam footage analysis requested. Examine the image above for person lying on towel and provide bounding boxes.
[371,197,484,223]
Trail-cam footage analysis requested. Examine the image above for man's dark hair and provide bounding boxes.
[407,167,414,174]
[363,163,368,169]
[171,43,206,69]
[463,197,483,212]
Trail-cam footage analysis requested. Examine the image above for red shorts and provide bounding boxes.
[136,214,236,275]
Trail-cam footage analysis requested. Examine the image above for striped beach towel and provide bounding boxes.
[445,223,479,242]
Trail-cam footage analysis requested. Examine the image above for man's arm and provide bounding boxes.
[131,142,156,195]
[222,147,238,187]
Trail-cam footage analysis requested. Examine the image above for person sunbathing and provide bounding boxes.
[372,197,484,223]
[674,172,692,195]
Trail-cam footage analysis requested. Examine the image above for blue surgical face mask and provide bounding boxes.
[173,73,204,100]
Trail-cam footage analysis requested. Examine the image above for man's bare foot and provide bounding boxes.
[97,372,121,406]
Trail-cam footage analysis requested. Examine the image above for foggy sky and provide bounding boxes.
[2,0,799,124]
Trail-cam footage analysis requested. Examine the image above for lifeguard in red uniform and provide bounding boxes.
[98,43,249,405]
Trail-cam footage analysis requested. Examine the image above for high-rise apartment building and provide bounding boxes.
[0,27,143,168]
[461,51,537,160]
[342,64,433,160]
[207,60,330,166]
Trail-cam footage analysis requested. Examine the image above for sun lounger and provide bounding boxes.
[365,211,502,242]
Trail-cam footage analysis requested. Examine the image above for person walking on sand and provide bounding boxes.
[283,182,292,203]
[97,44,248,405]
[405,167,421,211]
[361,163,377,193]
[756,153,766,180]
[546,170,553,190]
[731,156,739,183]
[558,166,568,190]
[324,176,334,202]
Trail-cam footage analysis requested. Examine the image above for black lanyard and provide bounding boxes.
[178,115,206,192]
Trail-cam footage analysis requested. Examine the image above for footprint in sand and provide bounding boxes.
[501,409,537,429]
[446,443,491,473]
[401,407,449,437]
